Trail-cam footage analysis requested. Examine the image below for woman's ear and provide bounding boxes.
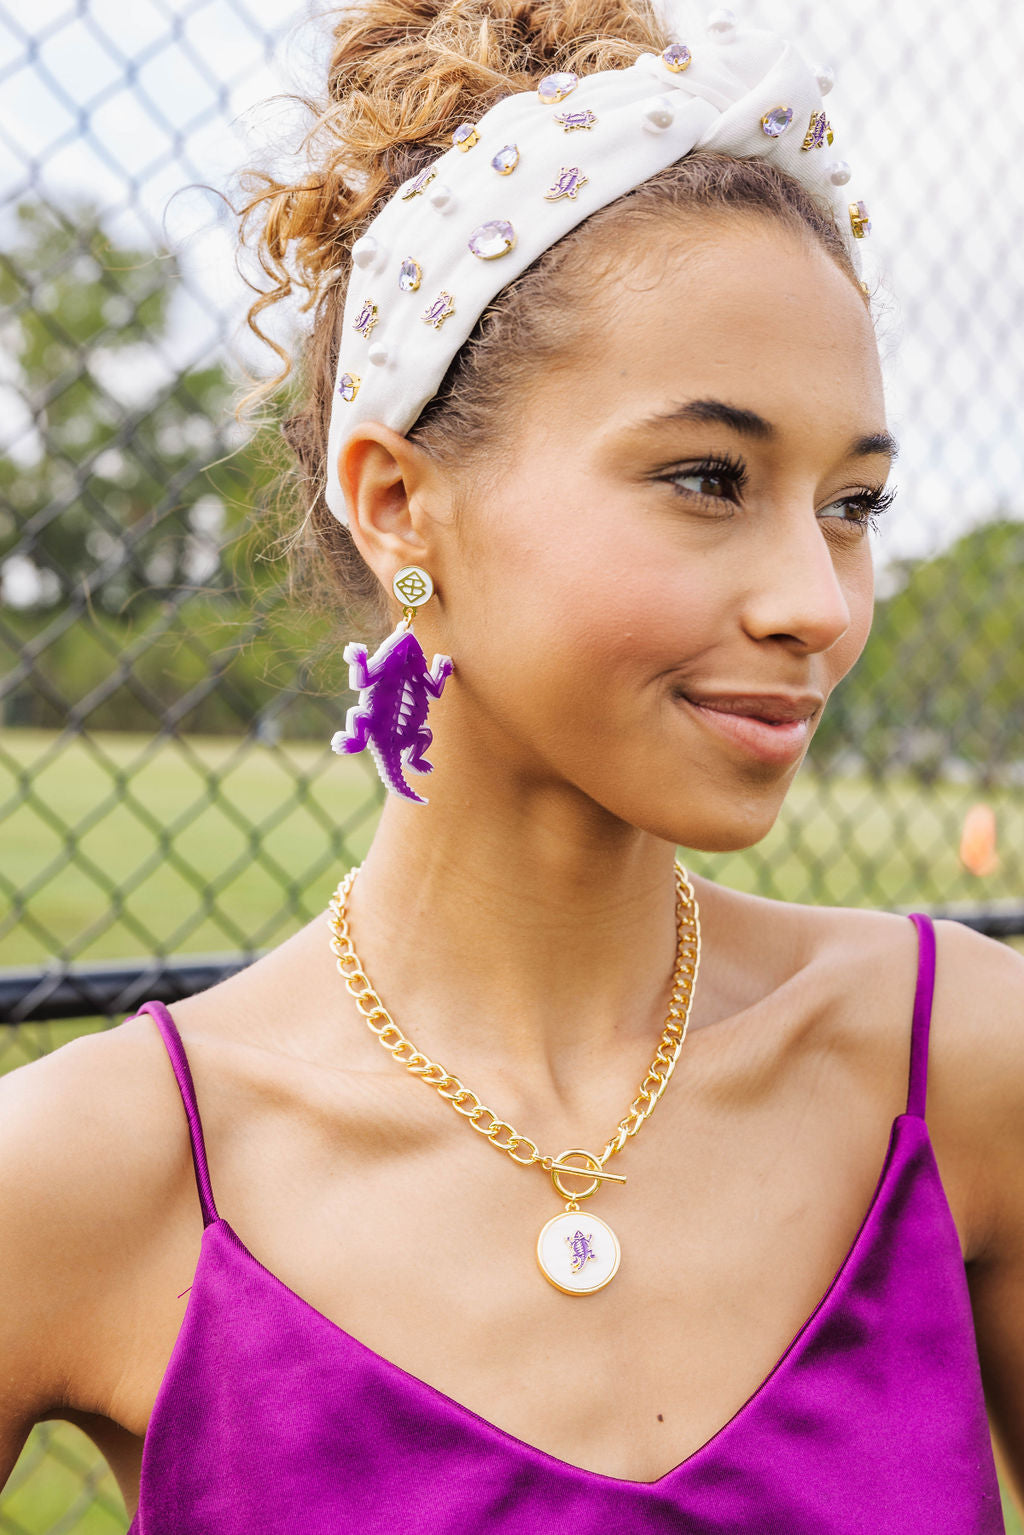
[337,422,444,581]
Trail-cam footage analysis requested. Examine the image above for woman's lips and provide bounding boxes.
[678,694,817,765]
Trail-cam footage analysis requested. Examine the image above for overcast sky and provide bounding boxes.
[2,0,1022,575]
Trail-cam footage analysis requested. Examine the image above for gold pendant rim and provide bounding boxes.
[536,1211,621,1296]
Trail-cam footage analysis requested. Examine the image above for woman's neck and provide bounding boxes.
[346,779,683,1088]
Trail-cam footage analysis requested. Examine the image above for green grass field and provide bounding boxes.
[1,1422,127,1534]
[1,729,1022,1528]
[0,729,385,973]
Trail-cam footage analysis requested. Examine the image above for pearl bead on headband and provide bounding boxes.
[324,2,868,527]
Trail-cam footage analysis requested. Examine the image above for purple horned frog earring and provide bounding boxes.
[330,565,453,804]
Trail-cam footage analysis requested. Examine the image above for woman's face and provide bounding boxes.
[426,215,892,852]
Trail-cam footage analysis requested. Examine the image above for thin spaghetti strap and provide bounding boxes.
[905,914,936,1119]
[133,999,219,1227]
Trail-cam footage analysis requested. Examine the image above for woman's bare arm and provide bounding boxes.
[934,921,1024,1501]
[0,1020,185,1491]
[0,1044,93,1487]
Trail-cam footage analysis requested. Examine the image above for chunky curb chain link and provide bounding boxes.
[326,862,702,1176]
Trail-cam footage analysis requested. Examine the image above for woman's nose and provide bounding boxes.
[740,517,854,654]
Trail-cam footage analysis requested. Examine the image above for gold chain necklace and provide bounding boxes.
[326,862,701,1296]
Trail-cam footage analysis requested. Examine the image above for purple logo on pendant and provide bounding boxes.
[544,166,589,202]
[566,1229,597,1274]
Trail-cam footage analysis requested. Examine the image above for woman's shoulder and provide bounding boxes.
[0,932,375,1444]
[690,876,1024,1106]
[927,913,1024,1040]
[689,873,926,1027]
[694,876,1024,1243]
[0,1010,186,1228]
[925,919,1024,1254]
[0,1013,207,1422]
[692,871,1024,1014]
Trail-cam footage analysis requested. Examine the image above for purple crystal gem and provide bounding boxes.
[452,122,479,150]
[662,42,692,72]
[337,372,360,403]
[467,219,517,260]
[538,71,578,104]
[422,290,456,329]
[401,166,436,200]
[491,143,520,175]
[333,625,453,804]
[398,257,421,292]
[353,298,378,339]
[760,105,794,138]
[554,109,597,132]
[544,165,589,202]
[566,1229,597,1274]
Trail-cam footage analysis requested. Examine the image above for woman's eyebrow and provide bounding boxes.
[636,398,900,461]
[849,431,900,461]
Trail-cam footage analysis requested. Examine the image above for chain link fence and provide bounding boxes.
[1,0,1022,1528]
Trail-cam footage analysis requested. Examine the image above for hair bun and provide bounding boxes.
[238,0,665,339]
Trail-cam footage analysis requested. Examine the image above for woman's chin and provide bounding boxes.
[679,826,776,855]
[635,792,787,855]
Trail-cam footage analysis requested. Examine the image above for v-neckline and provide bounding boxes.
[163,1113,933,1489]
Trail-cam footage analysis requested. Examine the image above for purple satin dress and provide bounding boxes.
[126,914,1004,1532]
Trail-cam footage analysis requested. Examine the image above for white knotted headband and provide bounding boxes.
[324,3,867,527]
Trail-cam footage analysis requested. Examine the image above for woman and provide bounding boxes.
[1,1,1022,1529]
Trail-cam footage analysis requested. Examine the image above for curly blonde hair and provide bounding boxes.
[238,0,858,628]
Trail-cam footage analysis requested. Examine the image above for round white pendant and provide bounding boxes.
[536,1211,621,1295]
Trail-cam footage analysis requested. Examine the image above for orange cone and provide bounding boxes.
[959,804,999,877]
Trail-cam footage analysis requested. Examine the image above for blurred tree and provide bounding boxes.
[0,199,276,614]
[813,519,1024,778]
[0,199,344,737]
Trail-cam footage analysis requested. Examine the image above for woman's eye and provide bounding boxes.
[820,499,870,525]
[667,459,747,502]
[674,472,731,498]
[819,486,896,529]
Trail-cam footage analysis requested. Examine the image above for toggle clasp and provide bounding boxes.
[544,1147,627,1203]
